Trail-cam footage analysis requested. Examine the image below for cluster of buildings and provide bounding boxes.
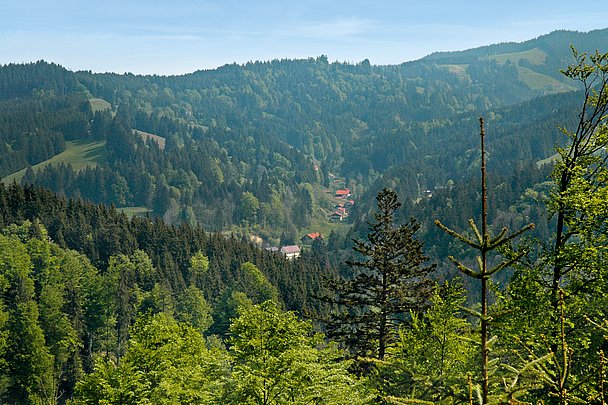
[264,183,355,260]
[265,245,300,260]
[265,232,325,260]
[329,188,355,221]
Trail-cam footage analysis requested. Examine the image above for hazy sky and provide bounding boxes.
[2,0,608,75]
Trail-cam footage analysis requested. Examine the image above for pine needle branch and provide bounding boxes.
[486,251,528,277]
[488,227,508,246]
[468,218,484,244]
[459,306,483,320]
[435,220,481,249]
[448,256,482,279]
[487,223,535,250]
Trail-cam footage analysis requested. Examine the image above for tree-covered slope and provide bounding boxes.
[423,27,608,82]
[0,28,606,244]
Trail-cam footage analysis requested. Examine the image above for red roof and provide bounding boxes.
[306,232,322,239]
[335,189,350,196]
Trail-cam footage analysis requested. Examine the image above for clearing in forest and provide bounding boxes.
[2,139,106,184]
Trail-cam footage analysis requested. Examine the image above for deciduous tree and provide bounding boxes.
[227,301,373,404]
[73,313,229,404]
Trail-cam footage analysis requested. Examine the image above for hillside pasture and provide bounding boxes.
[440,64,470,81]
[89,98,112,113]
[118,206,152,217]
[135,130,166,150]
[516,66,575,93]
[486,47,547,65]
[2,139,106,183]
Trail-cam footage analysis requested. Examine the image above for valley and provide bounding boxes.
[1,27,608,403]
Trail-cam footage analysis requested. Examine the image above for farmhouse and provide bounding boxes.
[301,232,323,244]
[280,245,301,260]
[335,188,351,199]
[329,211,346,222]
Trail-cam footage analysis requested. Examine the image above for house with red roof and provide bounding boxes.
[335,188,351,199]
[300,232,323,244]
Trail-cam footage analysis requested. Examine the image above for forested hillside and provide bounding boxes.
[1,27,608,404]
[2,29,607,252]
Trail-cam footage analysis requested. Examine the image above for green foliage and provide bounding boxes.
[548,50,608,305]
[236,261,279,304]
[0,231,54,403]
[2,37,608,405]
[227,301,373,404]
[521,47,608,403]
[0,182,335,325]
[210,290,254,337]
[106,254,144,361]
[240,191,260,225]
[4,32,603,241]
[74,301,374,404]
[375,280,475,403]
[188,250,209,282]
[435,118,534,404]
[323,188,435,360]
[73,312,229,404]
[175,285,212,333]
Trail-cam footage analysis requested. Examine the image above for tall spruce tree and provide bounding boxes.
[435,118,534,404]
[323,188,435,360]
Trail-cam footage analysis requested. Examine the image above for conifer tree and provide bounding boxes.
[435,118,534,404]
[323,188,435,360]
[0,232,54,403]
[376,280,475,402]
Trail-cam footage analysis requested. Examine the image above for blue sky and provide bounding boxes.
[2,0,608,75]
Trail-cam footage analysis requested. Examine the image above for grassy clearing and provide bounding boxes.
[440,64,470,81]
[134,130,166,150]
[486,48,548,65]
[516,66,575,93]
[89,98,111,113]
[118,206,151,217]
[537,153,560,168]
[303,215,351,240]
[482,48,574,93]
[2,139,106,184]
[301,182,354,239]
